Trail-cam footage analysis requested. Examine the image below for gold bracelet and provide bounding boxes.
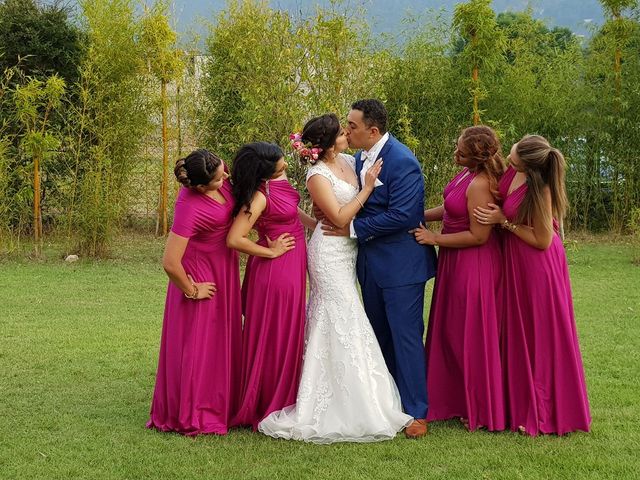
[354,195,364,208]
[501,220,518,232]
[184,283,199,299]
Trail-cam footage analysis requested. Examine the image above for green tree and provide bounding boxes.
[383,11,468,206]
[0,67,16,248]
[583,0,640,230]
[496,10,576,62]
[452,0,505,125]
[600,0,639,231]
[0,68,13,249]
[140,0,184,236]
[66,0,151,256]
[0,0,84,85]
[484,10,585,229]
[12,74,65,254]
[297,2,386,115]
[202,0,303,160]
[487,10,584,143]
[0,1,84,247]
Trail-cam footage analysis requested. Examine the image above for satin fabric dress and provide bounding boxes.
[147,180,242,435]
[499,166,591,436]
[232,179,307,430]
[425,168,505,431]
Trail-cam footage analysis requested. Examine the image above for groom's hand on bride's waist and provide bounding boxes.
[321,221,349,237]
[312,202,326,222]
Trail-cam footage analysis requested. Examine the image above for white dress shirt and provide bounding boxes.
[350,132,389,238]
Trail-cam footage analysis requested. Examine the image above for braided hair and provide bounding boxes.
[458,126,506,199]
[174,149,222,188]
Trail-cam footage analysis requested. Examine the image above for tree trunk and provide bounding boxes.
[160,80,169,236]
[472,65,480,125]
[33,154,41,255]
[175,84,182,199]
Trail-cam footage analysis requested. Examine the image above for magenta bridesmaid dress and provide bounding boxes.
[499,166,591,436]
[232,178,307,430]
[425,168,506,431]
[147,178,242,435]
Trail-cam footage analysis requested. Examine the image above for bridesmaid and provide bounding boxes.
[414,125,506,432]
[147,149,242,435]
[226,142,309,430]
[474,134,591,436]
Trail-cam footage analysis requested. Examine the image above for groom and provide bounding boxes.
[324,99,437,438]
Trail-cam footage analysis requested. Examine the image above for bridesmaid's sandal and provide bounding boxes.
[460,418,487,432]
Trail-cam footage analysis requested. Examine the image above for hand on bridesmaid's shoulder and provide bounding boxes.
[473,203,506,226]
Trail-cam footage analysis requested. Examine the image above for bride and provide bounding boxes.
[258,114,412,443]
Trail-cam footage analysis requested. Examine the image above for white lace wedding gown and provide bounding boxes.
[258,154,412,444]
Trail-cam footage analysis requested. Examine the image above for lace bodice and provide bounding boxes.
[306,154,358,206]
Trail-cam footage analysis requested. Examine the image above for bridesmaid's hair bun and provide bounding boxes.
[459,125,506,199]
[301,114,341,163]
[174,149,223,188]
[174,159,191,187]
[460,126,503,166]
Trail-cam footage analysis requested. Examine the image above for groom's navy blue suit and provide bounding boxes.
[354,134,437,419]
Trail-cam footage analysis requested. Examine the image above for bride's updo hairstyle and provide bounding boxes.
[174,149,222,188]
[300,113,341,163]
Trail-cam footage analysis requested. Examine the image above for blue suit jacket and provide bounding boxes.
[354,134,437,288]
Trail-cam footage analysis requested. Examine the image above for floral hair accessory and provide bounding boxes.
[289,132,322,164]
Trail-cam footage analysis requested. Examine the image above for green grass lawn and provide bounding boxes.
[1,236,639,479]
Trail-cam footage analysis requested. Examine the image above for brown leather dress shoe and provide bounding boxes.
[405,419,428,439]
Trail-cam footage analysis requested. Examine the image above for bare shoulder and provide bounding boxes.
[250,189,267,208]
[469,173,491,189]
[307,172,332,185]
[306,171,333,195]
[467,173,493,200]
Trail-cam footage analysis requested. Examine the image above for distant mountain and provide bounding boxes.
[167,0,605,37]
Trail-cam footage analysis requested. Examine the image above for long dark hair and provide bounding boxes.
[514,135,568,230]
[458,126,505,199]
[231,142,283,217]
[300,113,341,163]
[174,149,222,187]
